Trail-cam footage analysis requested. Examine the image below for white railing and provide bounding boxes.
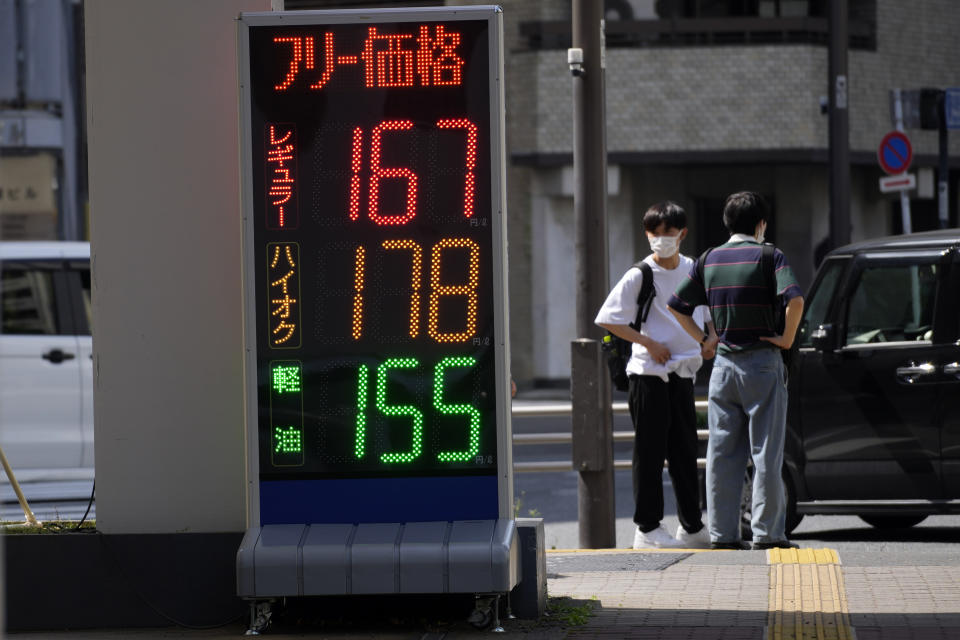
[511,400,708,472]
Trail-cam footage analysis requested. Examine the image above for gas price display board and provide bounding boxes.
[238,8,510,526]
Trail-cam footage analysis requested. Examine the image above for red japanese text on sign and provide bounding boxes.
[273,25,464,91]
[265,124,298,229]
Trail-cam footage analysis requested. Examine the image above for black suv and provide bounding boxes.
[777,229,960,532]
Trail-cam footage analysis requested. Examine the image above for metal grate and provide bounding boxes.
[547,552,691,574]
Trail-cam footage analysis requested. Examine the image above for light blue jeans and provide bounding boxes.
[706,348,788,544]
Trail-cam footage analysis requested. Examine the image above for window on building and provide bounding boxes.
[523,0,875,50]
[655,0,830,19]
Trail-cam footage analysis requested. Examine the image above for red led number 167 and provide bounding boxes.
[349,118,478,224]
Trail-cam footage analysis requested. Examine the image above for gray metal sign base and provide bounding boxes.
[237,519,519,598]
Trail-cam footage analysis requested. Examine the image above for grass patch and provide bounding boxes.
[1,520,96,534]
[545,596,596,627]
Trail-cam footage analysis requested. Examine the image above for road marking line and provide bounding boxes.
[766,548,854,640]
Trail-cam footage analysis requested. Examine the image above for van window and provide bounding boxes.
[1,264,61,335]
[798,258,845,347]
[845,262,937,344]
[69,261,92,335]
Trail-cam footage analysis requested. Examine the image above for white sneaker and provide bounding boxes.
[675,525,711,548]
[632,525,684,549]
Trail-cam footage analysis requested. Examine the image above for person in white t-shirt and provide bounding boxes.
[595,201,717,549]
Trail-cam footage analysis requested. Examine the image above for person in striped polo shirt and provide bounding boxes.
[668,191,804,550]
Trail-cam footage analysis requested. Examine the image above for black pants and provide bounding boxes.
[628,373,703,534]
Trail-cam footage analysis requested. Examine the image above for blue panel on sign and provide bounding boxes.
[260,476,499,525]
[946,89,960,130]
[882,138,910,173]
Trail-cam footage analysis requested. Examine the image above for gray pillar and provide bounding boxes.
[571,339,615,549]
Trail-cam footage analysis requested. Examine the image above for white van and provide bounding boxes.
[0,242,93,482]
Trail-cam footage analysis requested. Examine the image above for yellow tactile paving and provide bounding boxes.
[767,547,854,640]
[768,547,840,564]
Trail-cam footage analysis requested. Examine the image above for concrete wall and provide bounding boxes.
[515,45,829,156]
[85,0,271,534]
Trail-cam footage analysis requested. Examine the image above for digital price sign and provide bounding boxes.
[238,7,510,527]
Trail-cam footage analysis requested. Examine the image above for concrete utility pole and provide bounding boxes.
[570,0,615,549]
[828,0,851,247]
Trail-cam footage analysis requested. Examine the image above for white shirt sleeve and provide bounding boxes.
[692,304,710,330]
[594,266,644,326]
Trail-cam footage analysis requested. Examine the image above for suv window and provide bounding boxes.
[798,257,846,348]
[1,262,62,335]
[845,262,937,345]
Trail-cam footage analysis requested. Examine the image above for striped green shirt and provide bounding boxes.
[668,238,803,354]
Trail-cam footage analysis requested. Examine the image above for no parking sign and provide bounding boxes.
[877,130,913,175]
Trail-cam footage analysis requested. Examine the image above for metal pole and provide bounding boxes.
[570,0,613,547]
[938,91,950,229]
[570,339,615,548]
[892,89,913,233]
[828,0,851,247]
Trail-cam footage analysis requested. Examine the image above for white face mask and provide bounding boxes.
[648,234,680,258]
[756,222,767,244]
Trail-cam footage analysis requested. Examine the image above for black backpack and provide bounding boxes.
[602,261,655,392]
[696,243,796,370]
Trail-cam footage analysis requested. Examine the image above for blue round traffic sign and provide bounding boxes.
[877,131,913,175]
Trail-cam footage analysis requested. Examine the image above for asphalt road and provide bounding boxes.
[510,407,960,552]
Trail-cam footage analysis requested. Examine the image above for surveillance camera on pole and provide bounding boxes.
[567,47,584,77]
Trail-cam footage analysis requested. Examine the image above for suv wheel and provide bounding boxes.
[858,514,927,529]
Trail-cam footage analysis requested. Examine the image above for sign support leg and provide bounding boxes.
[891,89,913,233]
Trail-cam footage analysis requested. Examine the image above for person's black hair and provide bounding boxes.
[722,191,769,235]
[642,201,687,233]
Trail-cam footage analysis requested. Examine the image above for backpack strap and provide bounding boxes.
[760,243,777,305]
[695,247,713,290]
[628,261,655,330]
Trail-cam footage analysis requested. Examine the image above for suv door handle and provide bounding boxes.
[895,362,936,383]
[945,362,960,377]
[42,349,76,364]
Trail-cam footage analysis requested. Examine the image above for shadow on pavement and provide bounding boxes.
[791,526,960,544]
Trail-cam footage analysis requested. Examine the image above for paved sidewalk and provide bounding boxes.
[546,547,960,640]
[12,547,960,638]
